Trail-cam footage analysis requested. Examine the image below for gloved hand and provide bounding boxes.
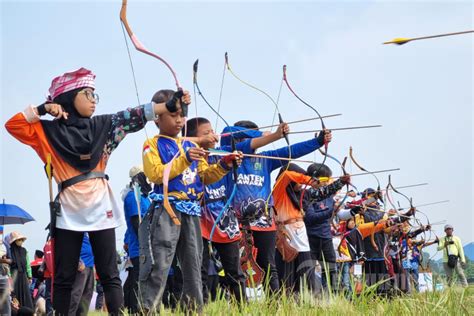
[221,151,243,168]
[316,129,332,146]
[165,90,191,116]
[340,174,351,185]
[165,90,183,113]
[350,205,362,216]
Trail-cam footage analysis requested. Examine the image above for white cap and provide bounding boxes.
[129,165,143,178]
[444,224,453,231]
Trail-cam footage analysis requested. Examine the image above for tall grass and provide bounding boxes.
[90,283,472,315]
[162,285,472,315]
[93,264,473,315]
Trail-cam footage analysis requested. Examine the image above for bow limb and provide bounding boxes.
[120,0,181,89]
[193,59,231,127]
[388,174,413,208]
[283,65,328,156]
[318,149,358,191]
[384,175,398,214]
[349,146,381,192]
[120,0,185,225]
[283,66,329,210]
[283,65,326,131]
[329,156,350,225]
[225,53,288,142]
[387,174,423,232]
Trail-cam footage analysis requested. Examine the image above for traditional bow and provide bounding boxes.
[120,0,181,89]
[224,53,291,216]
[120,0,186,225]
[193,59,239,242]
[349,146,382,194]
[282,66,330,209]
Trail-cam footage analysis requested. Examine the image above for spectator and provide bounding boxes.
[437,224,468,287]
[8,231,34,310]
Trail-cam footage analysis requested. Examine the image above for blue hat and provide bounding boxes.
[220,126,263,147]
[361,188,376,198]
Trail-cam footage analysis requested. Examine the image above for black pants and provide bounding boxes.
[202,238,246,303]
[252,230,279,293]
[308,236,337,289]
[275,251,317,294]
[53,228,123,315]
[365,260,390,294]
[123,257,140,314]
[95,281,104,310]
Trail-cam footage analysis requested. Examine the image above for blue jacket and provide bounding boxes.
[304,197,335,239]
[124,190,151,259]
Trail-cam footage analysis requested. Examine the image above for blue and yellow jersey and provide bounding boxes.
[142,135,229,202]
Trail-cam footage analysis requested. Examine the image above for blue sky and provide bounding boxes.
[1,1,472,258]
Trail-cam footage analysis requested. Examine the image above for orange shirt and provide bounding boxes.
[5,106,122,231]
[357,221,387,239]
[273,170,312,223]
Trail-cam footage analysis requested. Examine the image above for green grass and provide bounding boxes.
[90,285,473,315]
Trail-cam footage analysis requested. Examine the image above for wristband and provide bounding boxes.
[37,103,47,116]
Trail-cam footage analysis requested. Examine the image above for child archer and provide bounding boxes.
[185,117,289,302]
[5,68,187,314]
[139,90,242,312]
[220,120,332,294]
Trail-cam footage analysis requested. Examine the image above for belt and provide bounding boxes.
[277,217,304,226]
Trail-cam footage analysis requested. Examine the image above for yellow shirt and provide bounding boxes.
[142,135,228,200]
[437,235,465,263]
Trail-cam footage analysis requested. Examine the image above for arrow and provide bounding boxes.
[403,200,450,209]
[287,125,382,135]
[383,30,474,45]
[339,182,428,195]
[206,150,401,176]
[219,113,342,137]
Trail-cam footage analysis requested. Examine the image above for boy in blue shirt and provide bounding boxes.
[185,117,289,302]
[221,120,331,293]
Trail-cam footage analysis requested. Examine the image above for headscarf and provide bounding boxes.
[40,68,113,173]
[10,242,27,273]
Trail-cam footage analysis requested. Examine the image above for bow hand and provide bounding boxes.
[278,113,290,145]
[316,129,332,147]
[275,122,290,140]
[221,151,243,168]
[340,174,351,185]
[165,90,191,116]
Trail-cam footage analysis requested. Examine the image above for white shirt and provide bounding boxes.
[285,222,310,252]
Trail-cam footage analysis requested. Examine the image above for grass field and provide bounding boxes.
[90,284,473,315]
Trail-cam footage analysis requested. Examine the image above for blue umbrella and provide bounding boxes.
[0,199,35,225]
